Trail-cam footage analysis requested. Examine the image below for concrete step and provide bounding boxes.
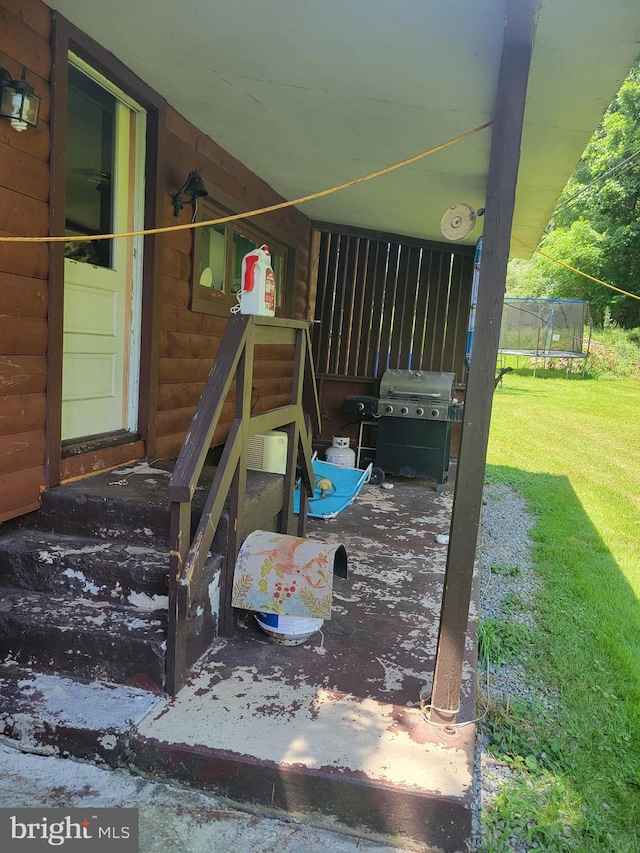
[0,587,167,692]
[22,462,284,547]
[0,662,159,764]
[129,631,476,853]
[0,462,286,697]
[0,529,169,607]
[26,477,176,546]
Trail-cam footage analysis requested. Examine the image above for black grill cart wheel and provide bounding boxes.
[369,466,385,486]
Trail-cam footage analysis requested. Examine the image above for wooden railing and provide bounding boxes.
[165,315,321,694]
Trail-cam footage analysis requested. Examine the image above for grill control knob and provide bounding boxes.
[415,407,424,417]
[384,404,394,414]
[400,406,409,415]
[430,408,440,418]
[356,402,365,412]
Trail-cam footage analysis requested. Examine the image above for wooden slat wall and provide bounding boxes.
[311,228,474,447]
[312,230,474,379]
[0,0,51,521]
[155,108,311,460]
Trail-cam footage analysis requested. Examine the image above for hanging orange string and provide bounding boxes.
[0,121,492,244]
[512,236,640,302]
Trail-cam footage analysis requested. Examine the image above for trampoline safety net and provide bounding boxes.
[499,298,591,360]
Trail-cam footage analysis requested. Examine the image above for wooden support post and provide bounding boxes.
[46,15,70,490]
[429,0,540,723]
[219,337,252,637]
[166,500,191,695]
[296,415,311,538]
[282,328,305,535]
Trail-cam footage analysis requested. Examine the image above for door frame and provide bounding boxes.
[48,13,165,487]
[62,54,146,441]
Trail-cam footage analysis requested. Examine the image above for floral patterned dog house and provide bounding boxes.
[232,530,348,620]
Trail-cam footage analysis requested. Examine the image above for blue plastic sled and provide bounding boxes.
[294,458,372,520]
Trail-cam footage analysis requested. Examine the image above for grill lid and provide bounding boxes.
[379,369,456,401]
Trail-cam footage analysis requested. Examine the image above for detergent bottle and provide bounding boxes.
[239,244,276,316]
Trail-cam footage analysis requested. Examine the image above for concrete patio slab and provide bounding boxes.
[131,478,478,852]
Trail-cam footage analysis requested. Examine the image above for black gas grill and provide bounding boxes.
[344,369,463,492]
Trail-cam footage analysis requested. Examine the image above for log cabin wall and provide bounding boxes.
[0,0,313,518]
[1,0,471,516]
[155,109,312,460]
[0,0,51,521]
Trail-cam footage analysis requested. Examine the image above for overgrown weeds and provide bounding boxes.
[477,618,532,666]
[495,324,640,380]
[490,561,522,578]
[587,326,640,379]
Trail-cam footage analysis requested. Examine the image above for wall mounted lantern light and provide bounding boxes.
[172,170,209,217]
[0,67,40,132]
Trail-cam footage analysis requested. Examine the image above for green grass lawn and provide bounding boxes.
[480,370,640,852]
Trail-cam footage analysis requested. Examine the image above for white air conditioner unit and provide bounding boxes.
[247,431,288,474]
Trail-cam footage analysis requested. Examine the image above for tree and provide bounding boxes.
[520,62,640,327]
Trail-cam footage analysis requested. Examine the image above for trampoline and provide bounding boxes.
[498,298,592,376]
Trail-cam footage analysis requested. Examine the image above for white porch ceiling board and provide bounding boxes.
[52,0,640,254]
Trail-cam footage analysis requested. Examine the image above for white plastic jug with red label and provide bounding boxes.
[234,244,276,316]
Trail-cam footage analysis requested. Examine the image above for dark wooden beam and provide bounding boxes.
[166,499,191,695]
[311,221,476,257]
[45,13,69,489]
[138,106,165,458]
[429,0,540,723]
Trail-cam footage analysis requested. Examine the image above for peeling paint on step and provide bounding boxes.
[97,734,118,751]
[111,463,172,478]
[208,569,221,621]
[1,668,160,733]
[42,543,112,559]
[138,672,471,795]
[128,592,169,611]
[123,545,166,559]
[61,569,101,596]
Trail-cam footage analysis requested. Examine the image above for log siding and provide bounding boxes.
[155,107,311,460]
[0,0,313,518]
[0,0,51,520]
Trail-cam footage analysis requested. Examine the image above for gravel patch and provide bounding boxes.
[470,483,544,853]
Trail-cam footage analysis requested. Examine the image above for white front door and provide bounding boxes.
[62,58,145,442]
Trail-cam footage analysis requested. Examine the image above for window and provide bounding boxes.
[191,201,290,317]
[65,65,117,267]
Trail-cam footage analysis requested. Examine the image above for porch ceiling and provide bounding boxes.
[51,0,640,257]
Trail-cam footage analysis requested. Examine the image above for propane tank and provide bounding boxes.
[238,244,276,316]
[325,436,356,468]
